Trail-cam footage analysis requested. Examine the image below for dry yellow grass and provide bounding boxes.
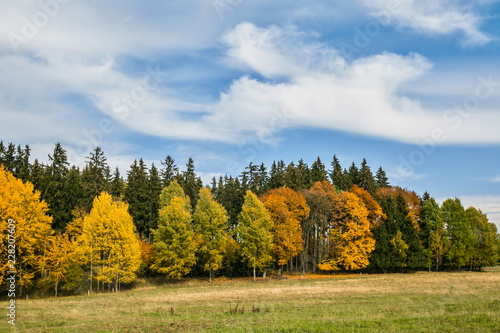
[3,269,500,332]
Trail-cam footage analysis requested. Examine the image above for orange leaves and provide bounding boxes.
[261,188,310,267]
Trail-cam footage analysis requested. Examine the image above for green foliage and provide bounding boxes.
[152,192,197,279]
[193,187,232,282]
[442,198,474,268]
[235,191,274,280]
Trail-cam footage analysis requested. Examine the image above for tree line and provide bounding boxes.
[0,141,499,297]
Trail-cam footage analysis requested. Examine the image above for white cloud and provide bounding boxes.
[362,0,491,46]
[490,176,500,182]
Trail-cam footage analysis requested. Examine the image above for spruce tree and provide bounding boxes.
[179,157,202,208]
[358,158,376,194]
[124,159,150,238]
[310,157,327,183]
[375,166,390,188]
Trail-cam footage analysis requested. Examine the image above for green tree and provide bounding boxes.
[160,155,179,187]
[125,159,150,238]
[179,157,203,208]
[330,155,348,191]
[466,207,499,269]
[420,197,448,271]
[442,198,474,269]
[358,158,376,194]
[375,166,390,188]
[193,188,232,282]
[310,157,328,183]
[151,195,197,279]
[235,191,273,281]
[81,147,111,212]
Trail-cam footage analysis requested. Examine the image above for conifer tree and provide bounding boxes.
[310,157,328,183]
[358,158,376,194]
[160,155,179,187]
[375,166,390,188]
[330,155,348,191]
[125,159,150,237]
[81,147,111,212]
[235,191,273,281]
[179,157,202,208]
[268,160,286,189]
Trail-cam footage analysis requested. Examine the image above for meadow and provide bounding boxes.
[4,269,500,332]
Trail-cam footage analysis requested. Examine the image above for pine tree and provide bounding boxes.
[193,188,232,282]
[330,155,347,191]
[124,159,150,238]
[109,167,125,199]
[268,160,286,190]
[179,157,202,208]
[375,166,390,188]
[160,155,179,187]
[81,147,111,212]
[45,143,71,230]
[235,191,273,281]
[358,158,376,194]
[148,163,162,232]
[310,157,327,183]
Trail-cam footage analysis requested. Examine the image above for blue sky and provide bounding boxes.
[1,0,499,227]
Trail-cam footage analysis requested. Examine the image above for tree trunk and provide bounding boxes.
[253,267,256,282]
[209,269,212,283]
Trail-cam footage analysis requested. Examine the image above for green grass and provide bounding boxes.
[3,269,500,332]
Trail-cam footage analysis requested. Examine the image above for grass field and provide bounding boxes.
[3,268,500,332]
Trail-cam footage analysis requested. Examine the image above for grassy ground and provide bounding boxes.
[3,269,500,332]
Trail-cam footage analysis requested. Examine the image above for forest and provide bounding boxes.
[1,141,499,298]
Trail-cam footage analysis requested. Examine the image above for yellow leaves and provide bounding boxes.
[0,166,53,288]
[319,191,375,271]
[76,192,142,287]
[261,188,310,266]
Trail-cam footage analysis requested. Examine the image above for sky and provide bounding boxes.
[0,0,499,228]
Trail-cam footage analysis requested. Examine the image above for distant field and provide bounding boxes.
[4,268,500,332]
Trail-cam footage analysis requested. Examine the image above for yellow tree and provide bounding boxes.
[350,185,386,228]
[261,187,310,275]
[193,188,232,282]
[152,196,197,279]
[40,233,73,297]
[235,191,273,281]
[0,166,52,294]
[319,192,375,271]
[76,192,141,292]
